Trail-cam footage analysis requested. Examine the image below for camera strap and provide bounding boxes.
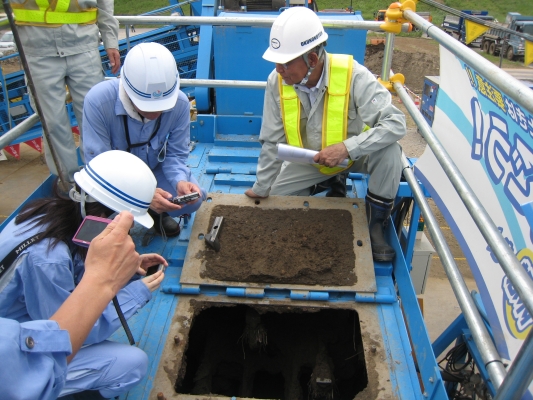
[0,233,40,281]
[123,114,162,153]
[0,232,137,346]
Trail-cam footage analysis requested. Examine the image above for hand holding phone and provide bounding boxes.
[170,192,200,205]
[73,216,113,247]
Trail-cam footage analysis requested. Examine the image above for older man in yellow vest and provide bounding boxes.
[245,7,406,262]
[9,0,120,185]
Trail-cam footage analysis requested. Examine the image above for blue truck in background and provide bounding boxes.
[441,10,494,46]
[480,12,533,61]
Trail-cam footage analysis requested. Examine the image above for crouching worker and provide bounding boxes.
[0,210,143,400]
[0,150,167,398]
[245,7,406,261]
[83,42,206,238]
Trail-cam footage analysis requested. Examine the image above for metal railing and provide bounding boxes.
[400,11,533,399]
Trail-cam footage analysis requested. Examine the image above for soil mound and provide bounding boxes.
[364,42,440,94]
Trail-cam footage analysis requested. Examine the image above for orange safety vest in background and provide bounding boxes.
[278,53,354,175]
[11,0,97,27]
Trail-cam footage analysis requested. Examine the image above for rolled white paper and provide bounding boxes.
[276,143,350,167]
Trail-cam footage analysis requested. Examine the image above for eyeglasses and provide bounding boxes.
[278,57,301,71]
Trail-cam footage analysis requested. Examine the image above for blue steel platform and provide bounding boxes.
[99,127,445,399]
[0,125,447,399]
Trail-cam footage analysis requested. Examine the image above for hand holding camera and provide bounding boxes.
[170,192,200,205]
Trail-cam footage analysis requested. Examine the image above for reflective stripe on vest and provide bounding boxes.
[278,53,354,175]
[12,0,97,26]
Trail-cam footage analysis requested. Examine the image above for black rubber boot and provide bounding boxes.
[148,209,181,237]
[326,173,347,198]
[365,192,395,262]
[310,174,347,197]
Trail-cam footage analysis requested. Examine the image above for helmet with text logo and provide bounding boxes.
[263,7,328,64]
[121,42,180,112]
[73,150,157,228]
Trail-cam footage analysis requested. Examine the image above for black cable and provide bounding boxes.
[393,198,413,237]
[448,342,472,372]
[112,296,135,346]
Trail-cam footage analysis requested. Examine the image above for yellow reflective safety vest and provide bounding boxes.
[279,53,355,175]
[11,0,97,27]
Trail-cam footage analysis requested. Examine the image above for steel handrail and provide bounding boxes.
[114,15,409,32]
[405,10,533,115]
[395,83,507,390]
[0,113,39,149]
[404,6,533,358]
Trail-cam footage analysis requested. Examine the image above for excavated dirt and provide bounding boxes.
[364,38,441,94]
[201,205,357,286]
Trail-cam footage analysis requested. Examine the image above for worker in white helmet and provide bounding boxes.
[82,42,206,238]
[245,7,406,262]
[0,210,141,400]
[0,150,166,397]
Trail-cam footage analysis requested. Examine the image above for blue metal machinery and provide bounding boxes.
[0,3,512,400]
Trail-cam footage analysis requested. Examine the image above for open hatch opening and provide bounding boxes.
[175,304,368,399]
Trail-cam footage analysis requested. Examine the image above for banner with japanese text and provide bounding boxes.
[415,46,533,398]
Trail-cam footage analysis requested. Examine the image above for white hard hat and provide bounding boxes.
[263,7,328,64]
[121,42,180,112]
[74,150,157,228]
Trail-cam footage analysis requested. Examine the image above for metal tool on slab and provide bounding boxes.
[205,216,223,252]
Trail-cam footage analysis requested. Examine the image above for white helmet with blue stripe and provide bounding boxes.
[121,42,180,112]
[74,150,156,228]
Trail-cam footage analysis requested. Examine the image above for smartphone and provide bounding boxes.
[72,216,113,247]
[146,263,166,276]
[170,192,200,205]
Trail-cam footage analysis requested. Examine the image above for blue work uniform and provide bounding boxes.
[82,79,206,217]
[0,218,149,397]
[0,318,70,399]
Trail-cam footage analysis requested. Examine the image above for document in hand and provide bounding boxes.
[276,143,350,167]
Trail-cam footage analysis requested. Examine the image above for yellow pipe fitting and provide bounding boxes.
[381,0,418,33]
[400,0,417,13]
[377,73,405,93]
[385,2,402,21]
[380,21,402,34]
[377,77,393,92]
[390,73,406,87]
[381,0,417,33]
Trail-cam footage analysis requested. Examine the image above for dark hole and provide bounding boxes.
[357,240,363,247]
[252,370,285,399]
[298,365,313,399]
[175,304,367,399]
[212,361,242,396]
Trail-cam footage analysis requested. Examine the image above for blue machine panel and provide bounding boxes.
[420,75,440,126]
[213,11,366,116]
